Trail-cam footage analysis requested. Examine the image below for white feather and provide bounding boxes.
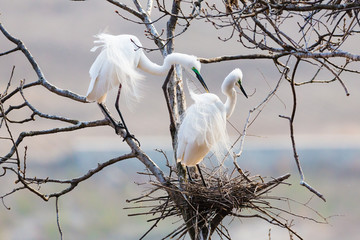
[177,92,229,166]
[177,68,246,167]
[86,34,144,109]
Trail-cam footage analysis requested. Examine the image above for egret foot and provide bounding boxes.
[122,130,140,146]
[113,122,125,134]
[113,123,140,146]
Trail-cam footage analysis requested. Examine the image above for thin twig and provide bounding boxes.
[1,66,16,97]
[279,58,326,202]
[56,197,63,240]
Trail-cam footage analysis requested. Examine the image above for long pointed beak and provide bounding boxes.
[238,81,248,98]
[192,68,209,93]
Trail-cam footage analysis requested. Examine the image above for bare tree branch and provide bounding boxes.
[0,23,87,104]
[106,0,144,20]
[279,58,326,202]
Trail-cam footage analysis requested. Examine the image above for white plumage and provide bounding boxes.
[87,34,144,108]
[86,33,209,108]
[177,68,248,167]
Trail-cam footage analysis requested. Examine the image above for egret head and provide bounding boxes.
[166,53,209,93]
[225,68,247,98]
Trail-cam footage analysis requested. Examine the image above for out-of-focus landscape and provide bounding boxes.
[1,1,360,239]
[1,138,360,240]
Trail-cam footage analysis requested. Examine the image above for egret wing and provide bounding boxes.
[86,34,145,109]
[177,92,230,165]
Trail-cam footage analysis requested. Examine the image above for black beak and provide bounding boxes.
[239,82,248,98]
[192,68,209,93]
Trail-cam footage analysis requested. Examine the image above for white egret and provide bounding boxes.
[176,68,248,186]
[86,33,209,140]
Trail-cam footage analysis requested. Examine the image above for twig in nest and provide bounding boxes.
[125,171,297,239]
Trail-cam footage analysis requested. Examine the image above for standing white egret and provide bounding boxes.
[86,33,209,141]
[176,68,248,186]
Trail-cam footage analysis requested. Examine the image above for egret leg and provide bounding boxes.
[196,164,207,187]
[98,103,124,131]
[114,84,140,146]
[186,166,194,183]
[186,166,207,187]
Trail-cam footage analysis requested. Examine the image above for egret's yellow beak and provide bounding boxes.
[192,67,209,93]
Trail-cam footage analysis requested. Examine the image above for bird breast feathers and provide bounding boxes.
[179,95,228,149]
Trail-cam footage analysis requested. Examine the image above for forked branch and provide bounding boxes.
[279,58,326,202]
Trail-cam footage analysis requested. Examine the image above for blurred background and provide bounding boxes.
[0,0,360,239]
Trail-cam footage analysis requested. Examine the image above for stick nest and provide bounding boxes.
[181,172,289,211]
[126,171,294,239]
